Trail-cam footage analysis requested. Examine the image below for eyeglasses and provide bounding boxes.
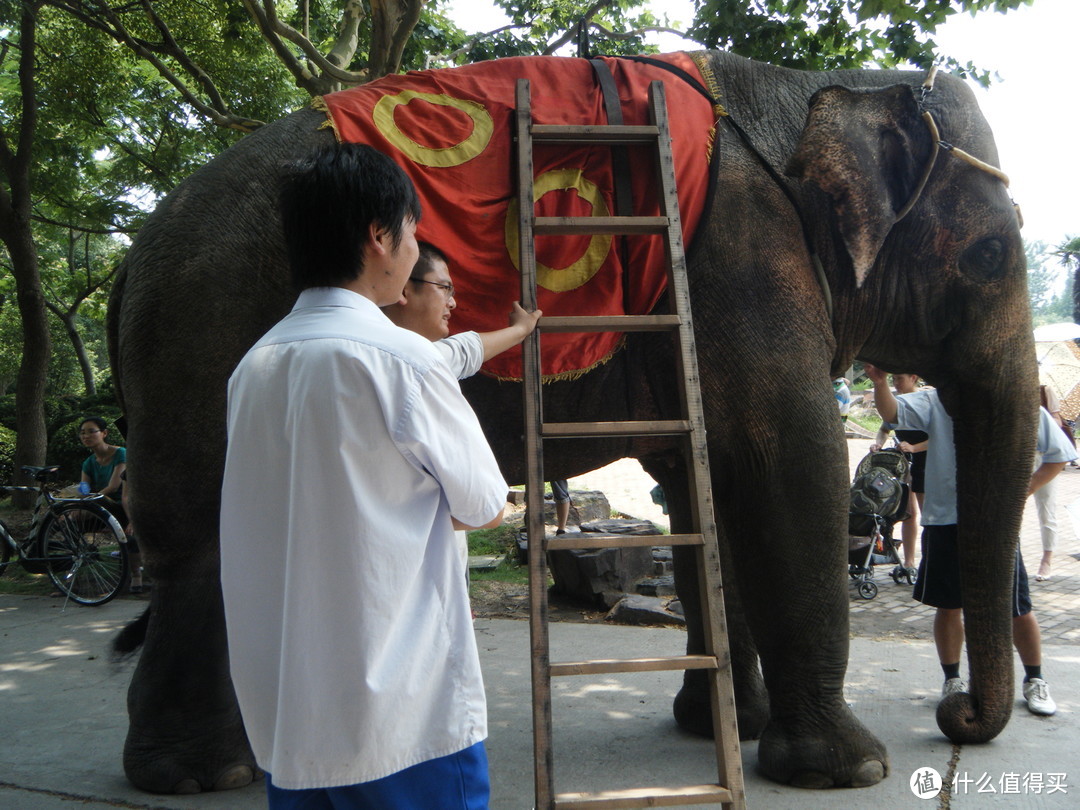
[78,429,102,436]
[410,277,455,299]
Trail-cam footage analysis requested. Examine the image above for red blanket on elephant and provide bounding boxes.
[320,53,717,380]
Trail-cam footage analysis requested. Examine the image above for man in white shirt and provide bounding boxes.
[220,143,508,809]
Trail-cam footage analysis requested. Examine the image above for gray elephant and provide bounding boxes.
[108,50,1034,794]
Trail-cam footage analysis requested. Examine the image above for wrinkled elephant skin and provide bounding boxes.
[108,51,1034,793]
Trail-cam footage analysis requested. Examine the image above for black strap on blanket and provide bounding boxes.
[619,55,719,107]
[589,58,634,313]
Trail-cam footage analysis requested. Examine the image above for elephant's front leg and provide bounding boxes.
[723,422,888,787]
[122,555,259,794]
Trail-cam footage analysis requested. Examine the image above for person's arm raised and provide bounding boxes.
[477,302,542,361]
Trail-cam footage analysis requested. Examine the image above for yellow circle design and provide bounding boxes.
[372,91,493,168]
[505,169,612,292]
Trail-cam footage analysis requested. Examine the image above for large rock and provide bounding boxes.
[605,594,686,626]
[544,489,610,526]
[548,518,661,607]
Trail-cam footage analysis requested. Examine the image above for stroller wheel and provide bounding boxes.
[857,580,878,600]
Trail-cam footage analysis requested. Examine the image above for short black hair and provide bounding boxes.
[411,241,449,282]
[279,143,421,290]
[81,416,108,431]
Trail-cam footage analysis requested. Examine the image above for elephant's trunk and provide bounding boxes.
[935,370,1038,744]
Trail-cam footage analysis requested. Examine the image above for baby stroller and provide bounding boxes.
[848,446,914,599]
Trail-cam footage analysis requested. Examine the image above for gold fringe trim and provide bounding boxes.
[690,51,724,167]
[483,335,627,383]
[689,51,728,118]
[311,96,343,142]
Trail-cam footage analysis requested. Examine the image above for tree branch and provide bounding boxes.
[426,23,524,69]
[47,0,266,131]
[369,0,424,78]
[249,0,370,89]
[30,212,138,235]
[588,21,693,42]
[540,0,615,55]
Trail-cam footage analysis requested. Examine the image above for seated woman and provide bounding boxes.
[79,417,144,593]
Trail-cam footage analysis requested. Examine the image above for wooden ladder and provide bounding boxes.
[514,78,745,810]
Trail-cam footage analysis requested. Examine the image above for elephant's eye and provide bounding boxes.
[959,238,1006,281]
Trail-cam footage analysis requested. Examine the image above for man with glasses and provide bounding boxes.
[383,242,541,379]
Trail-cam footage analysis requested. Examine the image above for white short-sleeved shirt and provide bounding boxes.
[220,287,507,790]
[894,390,958,525]
[896,391,1077,525]
[1037,405,1078,464]
[436,331,484,380]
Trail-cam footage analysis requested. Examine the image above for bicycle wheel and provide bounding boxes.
[40,502,128,605]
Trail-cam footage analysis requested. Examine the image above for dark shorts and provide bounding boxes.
[266,741,489,809]
[909,453,926,494]
[913,524,1030,617]
[550,479,569,503]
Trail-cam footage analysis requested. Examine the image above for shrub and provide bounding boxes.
[0,425,15,484]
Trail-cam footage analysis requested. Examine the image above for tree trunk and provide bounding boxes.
[7,233,50,507]
[49,305,96,395]
[0,2,48,508]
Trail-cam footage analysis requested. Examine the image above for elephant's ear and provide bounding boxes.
[786,84,929,287]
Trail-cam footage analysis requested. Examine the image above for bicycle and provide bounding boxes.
[0,464,129,606]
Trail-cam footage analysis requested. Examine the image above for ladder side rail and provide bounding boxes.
[516,78,556,810]
[648,81,746,807]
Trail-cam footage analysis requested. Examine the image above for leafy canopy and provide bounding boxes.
[690,0,1035,84]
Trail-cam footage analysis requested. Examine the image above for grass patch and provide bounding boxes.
[469,560,531,586]
[0,563,55,596]
[466,522,520,556]
[849,412,882,434]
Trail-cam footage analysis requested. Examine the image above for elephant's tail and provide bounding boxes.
[111,606,149,660]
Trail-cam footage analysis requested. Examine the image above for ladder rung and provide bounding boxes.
[539,314,681,333]
[555,784,733,809]
[531,123,660,144]
[542,420,690,438]
[548,533,702,551]
[535,216,668,235]
[550,655,717,677]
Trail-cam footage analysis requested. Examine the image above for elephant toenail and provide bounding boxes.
[214,764,255,791]
[789,771,834,789]
[851,759,887,787]
[172,777,202,794]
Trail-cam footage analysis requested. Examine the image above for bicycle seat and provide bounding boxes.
[21,465,61,482]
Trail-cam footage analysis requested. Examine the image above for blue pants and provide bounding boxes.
[266,741,490,809]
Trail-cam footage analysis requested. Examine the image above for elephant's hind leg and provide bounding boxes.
[641,457,771,741]
[122,572,260,794]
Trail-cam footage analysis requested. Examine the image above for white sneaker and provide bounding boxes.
[1023,678,1057,716]
[942,677,967,697]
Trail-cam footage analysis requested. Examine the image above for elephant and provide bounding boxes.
[107,49,1034,794]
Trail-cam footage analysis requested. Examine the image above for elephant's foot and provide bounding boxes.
[757,708,888,788]
[673,670,770,741]
[124,717,261,794]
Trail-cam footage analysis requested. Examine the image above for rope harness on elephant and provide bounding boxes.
[895,65,1014,223]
